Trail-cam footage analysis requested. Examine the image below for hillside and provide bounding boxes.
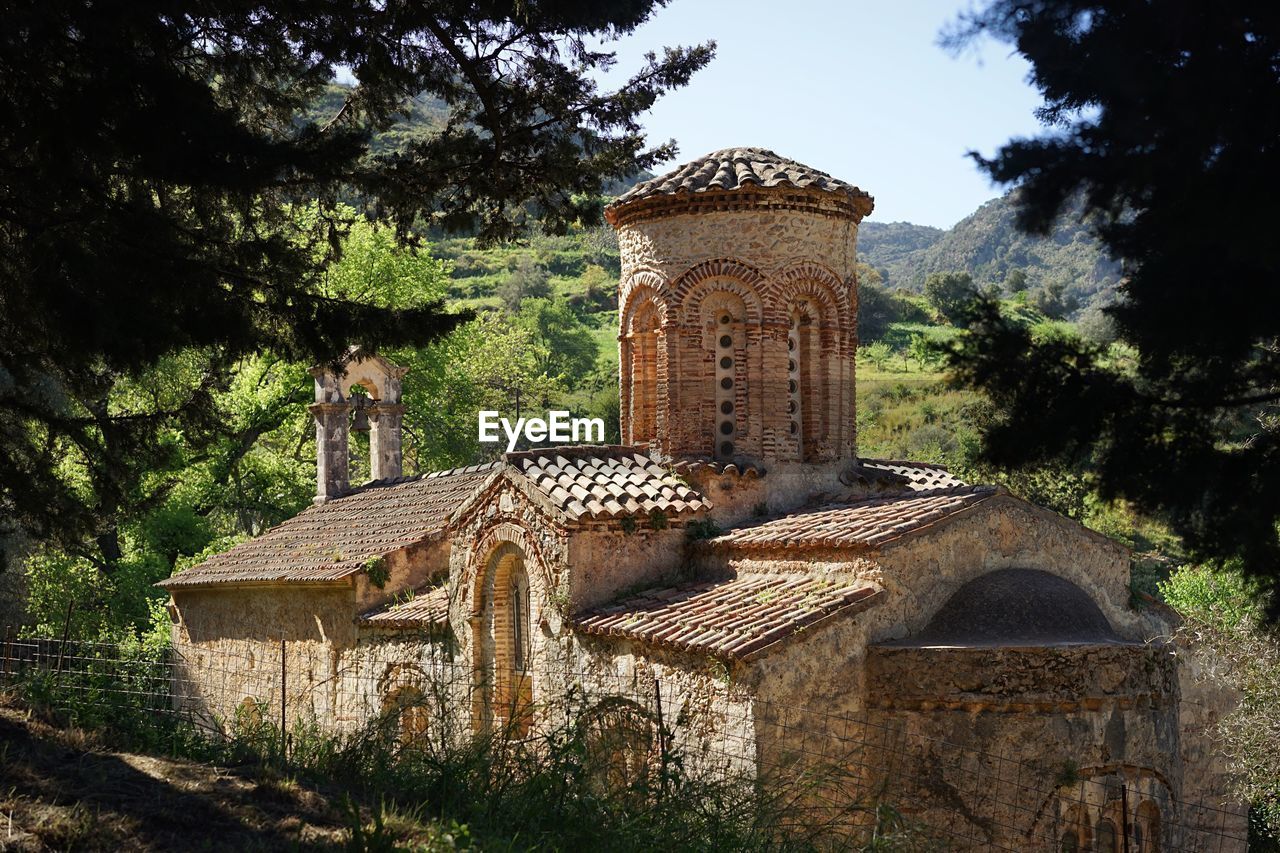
[859,191,1122,311]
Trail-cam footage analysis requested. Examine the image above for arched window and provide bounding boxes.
[381,684,429,746]
[625,302,660,445]
[1136,800,1161,852]
[714,308,738,459]
[579,698,658,799]
[1096,817,1119,853]
[787,296,831,461]
[1060,803,1091,852]
[698,290,749,460]
[489,545,533,736]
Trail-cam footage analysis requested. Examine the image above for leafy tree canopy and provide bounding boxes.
[943,0,1280,613]
[0,0,712,570]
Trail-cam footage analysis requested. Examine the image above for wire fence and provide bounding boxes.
[0,628,1250,852]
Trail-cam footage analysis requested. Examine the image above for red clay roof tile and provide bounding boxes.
[710,486,998,552]
[357,585,450,629]
[572,573,882,661]
[158,464,499,589]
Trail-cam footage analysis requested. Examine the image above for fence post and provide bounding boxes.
[55,600,74,674]
[1,624,11,679]
[653,675,668,799]
[279,635,287,763]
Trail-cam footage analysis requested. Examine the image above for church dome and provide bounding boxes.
[605,147,873,226]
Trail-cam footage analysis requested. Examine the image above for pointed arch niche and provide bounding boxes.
[620,286,666,447]
[473,541,534,736]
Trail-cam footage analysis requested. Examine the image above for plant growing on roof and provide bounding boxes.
[648,509,668,531]
[364,556,390,589]
[618,515,638,535]
[685,518,721,541]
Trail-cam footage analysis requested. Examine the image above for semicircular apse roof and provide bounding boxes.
[889,568,1125,647]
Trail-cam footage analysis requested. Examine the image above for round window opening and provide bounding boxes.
[720,401,734,415]
[719,441,734,457]
[720,377,733,390]
[718,334,733,349]
[719,356,733,370]
[720,421,734,436]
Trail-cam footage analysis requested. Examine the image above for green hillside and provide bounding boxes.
[859,191,1122,312]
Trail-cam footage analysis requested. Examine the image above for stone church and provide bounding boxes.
[160,148,1240,850]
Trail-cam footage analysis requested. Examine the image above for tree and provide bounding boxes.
[498,256,553,312]
[0,1,712,571]
[1005,268,1030,294]
[943,1,1280,612]
[923,271,980,327]
[517,298,600,385]
[1029,278,1079,320]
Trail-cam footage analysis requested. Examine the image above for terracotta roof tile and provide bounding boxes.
[610,147,871,208]
[856,459,968,491]
[506,445,709,521]
[573,573,882,660]
[357,585,450,629]
[710,486,998,552]
[158,464,499,589]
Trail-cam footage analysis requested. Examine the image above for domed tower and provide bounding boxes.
[605,147,873,466]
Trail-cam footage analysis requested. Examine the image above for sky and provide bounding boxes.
[595,0,1046,228]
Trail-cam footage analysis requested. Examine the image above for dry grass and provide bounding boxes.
[0,697,359,851]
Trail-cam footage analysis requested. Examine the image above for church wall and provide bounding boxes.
[869,496,1136,642]
[546,634,761,782]
[616,204,859,290]
[169,583,359,732]
[615,196,860,464]
[351,538,449,612]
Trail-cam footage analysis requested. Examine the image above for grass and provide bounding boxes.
[1,670,936,852]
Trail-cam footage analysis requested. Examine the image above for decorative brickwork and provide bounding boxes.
[608,150,869,464]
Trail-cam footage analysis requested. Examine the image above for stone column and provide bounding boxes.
[310,401,350,503]
[368,402,404,481]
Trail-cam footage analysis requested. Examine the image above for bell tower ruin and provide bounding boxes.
[309,349,407,503]
[605,147,873,466]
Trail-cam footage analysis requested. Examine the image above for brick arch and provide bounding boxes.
[619,285,668,446]
[774,262,853,323]
[620,282,669,333]
[775,266,855,462]
[671,258,768,305]
[467,521,550,612]
[468,523,544,735]
[679,275,766,328]
[619,268,670,310]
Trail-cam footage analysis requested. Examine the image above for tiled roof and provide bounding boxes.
[357,585,450,630]
[857,459,968,492]
[610,147,871,208]
[158,464,498,589]
[506,446,709,520]
[573,573,882,661]
[709,486,999,552]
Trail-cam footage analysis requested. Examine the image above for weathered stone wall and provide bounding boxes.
[869,495,1137,642]
[614,191,860,465]
[352,538,449,613]
[170,583,359,731]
